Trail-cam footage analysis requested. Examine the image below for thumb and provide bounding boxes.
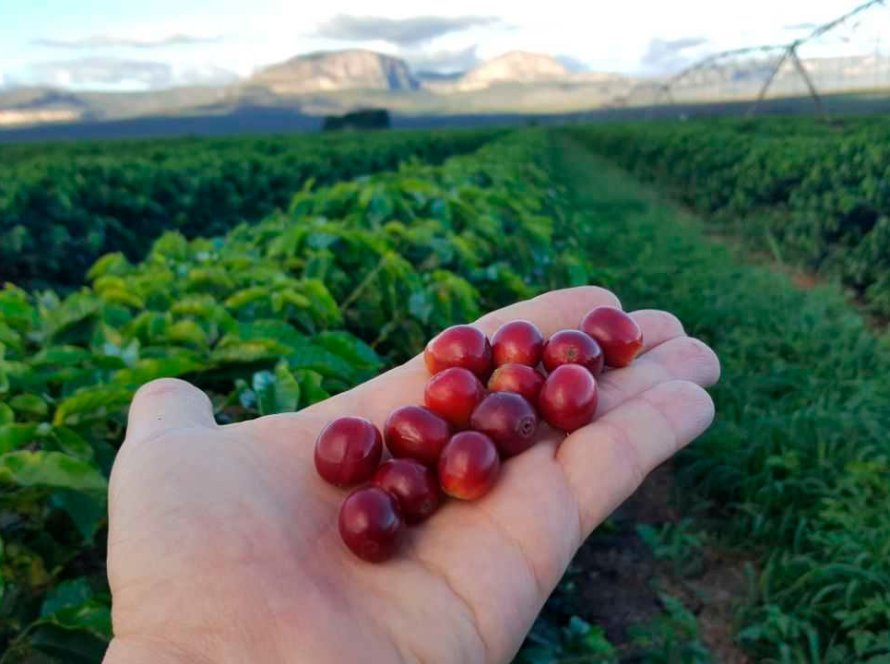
[125,378,216,444]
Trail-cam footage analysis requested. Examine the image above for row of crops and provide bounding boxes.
[555,129,890,662]
[571,117,890,316]
[0,129,608,661]
[0,129,500,287]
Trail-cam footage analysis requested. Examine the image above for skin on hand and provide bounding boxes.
[104,286,720,664]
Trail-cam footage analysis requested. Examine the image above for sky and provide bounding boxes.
[0,0,882,91]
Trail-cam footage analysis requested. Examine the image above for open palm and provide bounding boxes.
[104,287,720,664]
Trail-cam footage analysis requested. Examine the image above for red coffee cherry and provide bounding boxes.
[373,459,441,524]
[424,367,486,429]
[438,431,501,500]
[538,364,598,432]
[338,486,404,563]
[469,392,539,458]
[488,363,545,404]
[383,405,451,467]
[314,416,383,487]
[579,306,643,368]
[491,320,545,367]
[424,325,493,378]
[542,329,604,375]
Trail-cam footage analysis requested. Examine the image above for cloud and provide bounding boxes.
[32,34,222,49]
[315,15,500,47]
[20,57,237,90]
[640,37,708,72]
[404,45,480,73]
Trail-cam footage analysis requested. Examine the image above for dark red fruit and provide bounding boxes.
[580,306,643,368]
[373,459,441,524]
[438,431,500,500]
[424,325,492,378]
[314,416,383,487]
[538,364,598,432]
[491,320,545,367]
[488,363,545,404]
[424,367,486,429]
[338,486,404,562]
[469,392,539,458]
[542,329,604,375]
[383,405,451,467]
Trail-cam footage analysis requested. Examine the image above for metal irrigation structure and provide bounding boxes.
[611,0,890,117]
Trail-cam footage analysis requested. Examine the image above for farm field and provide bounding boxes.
[0,128,500,288]
[0,122,888,662]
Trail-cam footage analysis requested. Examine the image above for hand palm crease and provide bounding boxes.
[105,286,720,664]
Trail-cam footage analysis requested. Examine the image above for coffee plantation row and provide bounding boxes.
[0,129,601,661]
[548,133,890,662]
[571,117,890,317]
[0,129,500,287]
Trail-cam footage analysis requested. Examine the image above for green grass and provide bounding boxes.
[551,133,890,661]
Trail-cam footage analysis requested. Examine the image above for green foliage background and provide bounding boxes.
[0,129,498,287]
[572,117,890,316]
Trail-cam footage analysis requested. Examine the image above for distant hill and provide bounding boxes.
[250,50,420,95]
[456,52,570,91]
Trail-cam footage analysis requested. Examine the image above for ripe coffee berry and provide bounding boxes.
[491,320,544,367]
[438,431,501,500]
[538,364,598,432]
[470,392,539,458]
[580,306,644,368]
[384,405,451,467]
[424,367,485,429]
[314,417,383,487]
[488,363,545,404]
[542,329,604,375]
[373,459,441,524]
[338,486,404,562]
[424,325,492,378]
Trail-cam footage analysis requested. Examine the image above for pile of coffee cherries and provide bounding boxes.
[314,305,643,562]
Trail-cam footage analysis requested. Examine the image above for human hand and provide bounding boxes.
[104,287,720,664]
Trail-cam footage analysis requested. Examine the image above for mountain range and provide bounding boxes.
[2,48,888,133]
[0,50,633,129]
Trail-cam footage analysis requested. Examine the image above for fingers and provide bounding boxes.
[557,379,716,536]
[125,378,216,444]
[632,309,685,352]
[597,334,720,415]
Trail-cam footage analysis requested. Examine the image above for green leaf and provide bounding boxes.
[211,339,288,364]
[31,345,92,368]
[224,286,269,310]
[167,319,209,348]
[10,393,49,417]
[295,369,330,406]
[112,355,203,386]
[43,602,112,640]
[50,490,107,540]
[51,427,94,460]
[41,578,92,616]
[0,451,107,491]
[315,331,382,371]
[28,623,110,663]
[0,424,39,454]
[53,386,133,426]
[0,402,13,425]
[252,362,301,415]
